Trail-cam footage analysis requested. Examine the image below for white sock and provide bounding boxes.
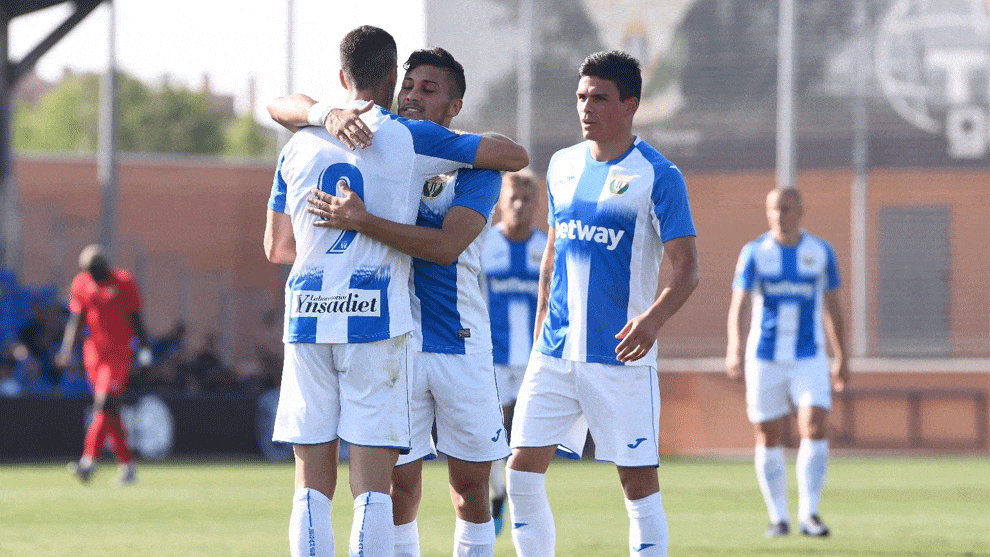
[489,458,507,499]
[350,491,393,557]
[625,492,668,557]
[454,517,495,557]
[506,469,554,557]
[755,445,789,524]
[797,438,829,520]
[394,519,420,557]
[289,488,334,557]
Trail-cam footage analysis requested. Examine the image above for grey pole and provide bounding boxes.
[516,0,533,161]
[277,0,294,150]
[851,0,870,357]
[0,8,23,274]
[97,0,118,259]
[776,0,797,190]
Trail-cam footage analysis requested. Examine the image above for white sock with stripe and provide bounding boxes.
[755,445,789,524]
[506,468,554,557]
[289,488,333,557]
[350,491,393,557]
[797,438,829,520]
[625,491,668,556]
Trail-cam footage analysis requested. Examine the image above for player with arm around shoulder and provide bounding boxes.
[506,51,699,557]
[725,187,849,538]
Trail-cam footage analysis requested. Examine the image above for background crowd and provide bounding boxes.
[0,289,282,398]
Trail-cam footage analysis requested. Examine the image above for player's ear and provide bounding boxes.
[447,97,463,119]
[339,69,348,90]
[624,95,639,116]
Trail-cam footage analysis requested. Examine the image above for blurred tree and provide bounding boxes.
[14,72,271,157]
[223,114,277,158]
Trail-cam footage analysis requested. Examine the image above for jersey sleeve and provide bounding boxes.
[732,243,757,291]
[401,119,480,176]
[824,241,841,291]
[651,165,697,243]
[268,154,288,213]
[451,170,501,221]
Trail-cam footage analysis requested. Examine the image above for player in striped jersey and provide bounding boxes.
[506,51,699,557]
[726,187,849,538]
[479,171,547,534]
[264,30,527,557]
[269,47,525,557]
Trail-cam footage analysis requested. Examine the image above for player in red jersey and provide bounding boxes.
[56,244,151,485]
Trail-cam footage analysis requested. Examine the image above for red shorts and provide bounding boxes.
[83,342,132,396]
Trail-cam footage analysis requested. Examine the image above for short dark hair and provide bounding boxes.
[578,50,642,101]
[339,26,398,91]
[404,47,466,99]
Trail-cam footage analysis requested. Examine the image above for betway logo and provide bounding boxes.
[763,281,815,298]
[291,290,381,317]
[488,277,539,296]
[555,219,625,251]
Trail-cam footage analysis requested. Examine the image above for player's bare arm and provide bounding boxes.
[267,94,374,150]
[264,209,296,264]
[615,235,699,363]
[822,289,849,391]
[725,289,751,380]
[473,134,528,172]
[306,181,486,265]
[55,311,82,368]
[532,231,556,344]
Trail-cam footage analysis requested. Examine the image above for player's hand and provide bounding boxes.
[831,357,849,392]
[54,349,71,369]
[614,313,662,363]
[307,181,367,230]
[137,346,153,367]
[326,101,374,150]
[725,353,744,381]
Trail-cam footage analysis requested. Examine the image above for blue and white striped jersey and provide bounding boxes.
[536,138,696,365]
[268,103,481,344]
[411,168,502,354]
[481,225,547,366]
[733,232,841,362]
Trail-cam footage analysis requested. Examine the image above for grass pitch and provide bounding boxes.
[2,456,988,556]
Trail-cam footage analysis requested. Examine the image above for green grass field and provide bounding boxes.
[2,456,988,556]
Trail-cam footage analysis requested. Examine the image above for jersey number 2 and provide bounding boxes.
[318,163,365,254]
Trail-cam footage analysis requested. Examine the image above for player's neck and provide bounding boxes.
[502,222,533,243]
[773,230,802,246]
[589,133,635,162]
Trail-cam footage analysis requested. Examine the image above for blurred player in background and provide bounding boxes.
[506,51,699,557]
[479,170,546,534]
[725,187,848,538]
[272,46,526,557]
[57,243,150,485]
[266,32,526,557]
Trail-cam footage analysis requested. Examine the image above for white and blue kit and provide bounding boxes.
[481,225,547,405]
[511,138,696,466]
[733,231,841,422]
[268,102,482,448]
[398,168,511,464]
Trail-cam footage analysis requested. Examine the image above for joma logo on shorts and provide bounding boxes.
[555,219,625,251]
[291,291,381,317]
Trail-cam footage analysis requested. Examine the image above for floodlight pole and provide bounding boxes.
[776,0,797,190]
[97,0,118,259]
[278,0,294,150]
[516,0,534,160]
[0,6,21,274]
[851,0,870,357]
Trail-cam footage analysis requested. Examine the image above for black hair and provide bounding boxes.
[339,25,398,91]
[578,50,642,101]
[404,47,466,99]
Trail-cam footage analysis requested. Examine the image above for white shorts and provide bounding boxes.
[396,351,510,466]
[494,364,527,407]
[510,351,660,468]
[272,334,412,451]
[745,355,832,423]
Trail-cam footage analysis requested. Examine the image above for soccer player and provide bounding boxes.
[271,47,517,557]
[264,30,526,557]
[725,187,848,538]
[479,171,547,534]
[56,243,151,485]
[506,51,699,557]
